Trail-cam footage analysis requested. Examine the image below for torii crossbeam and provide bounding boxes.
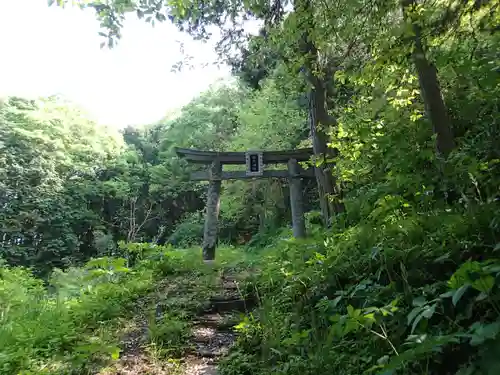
[175,147,315,261]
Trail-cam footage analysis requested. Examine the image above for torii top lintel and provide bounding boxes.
[174,147,314,165]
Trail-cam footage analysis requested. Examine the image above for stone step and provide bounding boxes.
[191,326,236,344]
[209,297,251,314]
[182,356,218,375]
[191,344,231,359]
[193,313,238,330]
[221,284,239,291]
[221,279,239,288]
[188,313,237,362]
[185,363,217,375]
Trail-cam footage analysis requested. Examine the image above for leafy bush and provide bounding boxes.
[220,197,500,375]
[167,212,205,248]
[147,314,191,357]
[0,247,179,374]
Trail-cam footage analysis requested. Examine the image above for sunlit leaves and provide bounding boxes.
[0,96,125,273]
[448,260,497,294]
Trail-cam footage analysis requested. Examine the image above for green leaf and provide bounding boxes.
[331,295,342,307]
[410,305,435,334]
[434,252,451,263]
[472,275,494,293]
[347,305,354,316]
[469,321,500,346]
[407,306,421,325]
[440,291,454,298]
[421,304,436,319]
[455,365,476,375]
[411,311,425,334]
[363,312,377,326]
[412,296,426,307]
[475,292,488,301]
[452,284,470,306]
[111,347,121,360]
[377,355,390,365]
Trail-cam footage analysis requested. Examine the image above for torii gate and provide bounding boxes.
[175,147,315,261]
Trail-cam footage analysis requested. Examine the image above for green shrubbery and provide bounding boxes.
[3,3,499,375]
[0,245,193,374]
[0,243,254,375]
[219,196,500,375]
[4,206,500,375]
[166,212,205,248]
[0,256,151,374]
[147,313,191,357]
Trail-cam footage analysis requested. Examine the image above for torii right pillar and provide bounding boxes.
[288,158,306,238]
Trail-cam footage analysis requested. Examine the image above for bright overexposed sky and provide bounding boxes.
[0,0,236,127]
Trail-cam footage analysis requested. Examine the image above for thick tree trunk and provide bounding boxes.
[308,88,340,225]
[295,0,345,226]
[401,0,455,157]
[306,58,345,225]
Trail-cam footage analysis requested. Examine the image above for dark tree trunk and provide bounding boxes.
[308,88,344,224]
[401,0,455,157]
[295,0,345,226]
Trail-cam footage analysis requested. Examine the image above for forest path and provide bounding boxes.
[98,267,253,375]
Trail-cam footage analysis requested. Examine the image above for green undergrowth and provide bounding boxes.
[0,244,253,375]
[220,202,500,375]
[4,202,500,375]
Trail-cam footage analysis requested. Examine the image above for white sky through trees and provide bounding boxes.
[0,0,232,128]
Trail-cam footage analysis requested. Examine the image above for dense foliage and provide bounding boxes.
[0,243,251,374]
[0,78,309,273]
[1,0,499,374]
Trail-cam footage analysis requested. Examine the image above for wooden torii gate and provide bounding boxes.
[175,147,315,261]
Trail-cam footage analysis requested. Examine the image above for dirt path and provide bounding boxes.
[99,272,251,375]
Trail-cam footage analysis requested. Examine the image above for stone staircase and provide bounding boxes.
[183,274,254,375]
[101,271,254,375]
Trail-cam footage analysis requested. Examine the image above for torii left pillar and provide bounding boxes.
[203,160,222,262]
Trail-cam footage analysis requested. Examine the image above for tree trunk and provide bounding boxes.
[308,88,343,225]
[401,0,455,157]
[294,0,345,226]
